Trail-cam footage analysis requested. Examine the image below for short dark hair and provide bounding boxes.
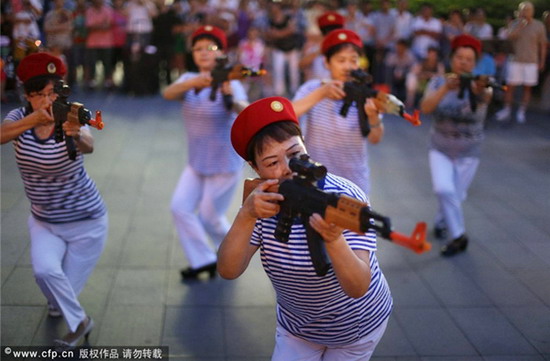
[324,43,363,61]
[320,24,343,36]
[23,76,59,94]
[246,121,303,166]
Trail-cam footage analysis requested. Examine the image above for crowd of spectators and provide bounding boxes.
[1,0,549,108]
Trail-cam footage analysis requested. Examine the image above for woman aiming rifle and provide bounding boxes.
[420,34,492,256]
[162,25,248,280]
[292,29,385,195]
[218,96,392,360]
[0,53,108,347]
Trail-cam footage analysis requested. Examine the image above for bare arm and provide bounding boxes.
[365,98,384,144]
[218,179,284,279]
[162,73,212,100]
[63,122,94,154]
[309,214,371,298]
[420,75,454,114]
[1,109,53,144]
[292,81,345,117]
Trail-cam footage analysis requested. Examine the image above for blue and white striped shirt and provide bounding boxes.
[177,72,247,175]
[4,107,106,223]
[294,80,372,195]
[250,173,392,346]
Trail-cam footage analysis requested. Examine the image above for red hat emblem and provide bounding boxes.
[317,11,345,29]
[231,97,299,160]
[16,53,66,83]
[321,29,362,55]
[191,25,227,50]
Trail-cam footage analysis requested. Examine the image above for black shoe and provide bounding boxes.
[180,262,217,281]
[441,234,468,257]
[433,225,448,239]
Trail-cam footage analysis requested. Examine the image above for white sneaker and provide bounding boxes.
[495,107,511,121]
[48,303,62,318]
[516,108,526,124]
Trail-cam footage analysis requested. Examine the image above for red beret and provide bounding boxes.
[231,97,299,160]
[317,11,345,29]
[451,34,482,55]
[16,52,66,84]
[321,29,362,55]
[191,25,227,50]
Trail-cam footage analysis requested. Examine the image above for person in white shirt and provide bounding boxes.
[411,2,442,60]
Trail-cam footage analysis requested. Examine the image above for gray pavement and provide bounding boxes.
[1,91,550,361]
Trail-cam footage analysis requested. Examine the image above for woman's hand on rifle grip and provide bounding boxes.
[31,105,54,126]
[221,81,233,95]
[472,76,492,101]
[242,179,283,219]
[309,213,345,244]
[322,80,345,100]
[62,120,82,139]
[444,73,460,91]
[364,98,381,120]
[193,72,213,90]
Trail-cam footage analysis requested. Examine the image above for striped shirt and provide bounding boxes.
[250,173,392,346]
[4,107,106,223]
[177,72,247,175]
[294,80,372,195]
[426,76,487,159]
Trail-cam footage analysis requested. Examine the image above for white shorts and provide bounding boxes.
[506,61,539,86]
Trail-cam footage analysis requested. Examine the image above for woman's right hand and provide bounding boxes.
[322,80,346,100]
[31,105,54,126]
[444,73,460,91]
[193,73,213,90]
[242,179,283,219]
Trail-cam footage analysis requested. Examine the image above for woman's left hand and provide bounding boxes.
[364,97,383,119]
[221,81,233,95]
[309,213,345,243]
[62,121,82,140]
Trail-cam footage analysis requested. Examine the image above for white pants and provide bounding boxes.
[429,149,480,239]
[272,319,388,361]
[272,49,301,96]
[29,214,108,332]
[171,166,241,269]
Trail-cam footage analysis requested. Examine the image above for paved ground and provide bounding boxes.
[1,90,550,361]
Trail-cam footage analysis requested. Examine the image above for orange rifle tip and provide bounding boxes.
[93,110,104,130]
[404,110,421,126]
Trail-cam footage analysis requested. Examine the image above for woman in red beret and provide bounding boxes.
[162,25,249,280]
[292,29,385,196]
[420,34,492,256]
[219,96,392,360]
[0,53,108,346]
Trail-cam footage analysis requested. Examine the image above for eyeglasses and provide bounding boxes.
[29,91,57,100]
[192,44,219,52]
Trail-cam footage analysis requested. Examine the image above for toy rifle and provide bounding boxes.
[340,69,421,137]
[209,55,267,110]
[457,73,507,112]
[52,80,104,161]
[243,154,431,276]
